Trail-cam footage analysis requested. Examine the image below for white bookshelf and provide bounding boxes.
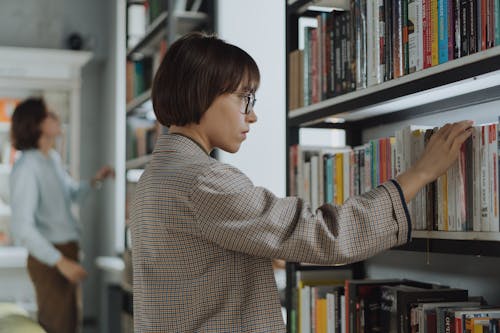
[0,47,92,264]
[288,46,500,124]
[412,231,500,242]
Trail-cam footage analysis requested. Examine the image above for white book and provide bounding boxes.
[480,125,490,231]
[304,161,312,207]
[326,292,336,333]
[457,151,467,231]
[437,173,444,231]
[408,0,423,72]
[416,0,424,72]
[472,126,482,231]
[300,285,311,333]
[377,0,385,81]
[366,0,381,86]
[489,123,499,231]
[340,295,346,333]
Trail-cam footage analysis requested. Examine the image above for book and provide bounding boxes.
[345,279,439,333]
[380,284,468,333]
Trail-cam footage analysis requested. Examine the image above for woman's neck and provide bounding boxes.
[37,136,53,156]
[169,125,211,154]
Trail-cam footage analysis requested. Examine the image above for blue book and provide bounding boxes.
[496,0,500,46]
[438,0,449,63]
[324,154,334,204]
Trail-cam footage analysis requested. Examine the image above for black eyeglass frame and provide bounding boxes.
[235,92,257,115]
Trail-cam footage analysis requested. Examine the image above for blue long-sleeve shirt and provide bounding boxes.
[9,149,91,266]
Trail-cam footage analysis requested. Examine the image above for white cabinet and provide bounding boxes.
[0,46,91,310]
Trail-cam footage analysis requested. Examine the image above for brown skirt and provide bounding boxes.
[27,242,82,333]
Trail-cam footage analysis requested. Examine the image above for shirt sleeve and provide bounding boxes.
[51,150,91,202]
[10,161,62,266]
[189,163,411,265]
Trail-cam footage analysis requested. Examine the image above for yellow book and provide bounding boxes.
[431,0,439,66]
[316,298,327,333]
[335,154,343,205]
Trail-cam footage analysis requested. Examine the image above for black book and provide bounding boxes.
[468,0,478,54]
[384,0,393,81]
[345,279,439,333]
[380,284,468,333]
[460,0,469,57]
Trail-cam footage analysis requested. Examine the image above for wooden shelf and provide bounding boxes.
[288,46,500,127]
[126,11,208,60]
[126,89,151,114]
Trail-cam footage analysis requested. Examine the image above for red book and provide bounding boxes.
[422,0,433,68]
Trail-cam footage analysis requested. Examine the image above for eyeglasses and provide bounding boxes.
[234,92,257,115]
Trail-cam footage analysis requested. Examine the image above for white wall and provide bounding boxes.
[217,0,286,197]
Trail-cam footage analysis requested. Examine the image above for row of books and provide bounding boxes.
[289,122,500,232]
[127,0,168,49]
[398,124,499,232]
[126,116,160,161]
[288,0,500,109]
[126,38,166,102]
[291,270,500,333]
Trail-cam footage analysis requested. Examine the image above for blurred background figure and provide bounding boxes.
[9,97,114,333]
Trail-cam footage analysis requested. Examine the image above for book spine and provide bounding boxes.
[385,0,394,79]
[304,27,311,106]
[393,0,404,77]
[448,0,455,59]
[327,13,336,98]
[468,0,478,54]
[431,0,439,65]
[402,0,410,74]
[496,0,500,45]
[460,0,469,57]
[423,0,433,68]
[454,0,461,58]
[438,0,449,63]
[408,0,420,73]
[378,0,386,81]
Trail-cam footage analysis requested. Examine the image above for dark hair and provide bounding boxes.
[11,98,48,150]
[152,32,260,127]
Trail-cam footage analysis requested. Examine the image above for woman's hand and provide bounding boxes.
[91,165,115,188]
[396,120,473,203]
[55,256,88,284]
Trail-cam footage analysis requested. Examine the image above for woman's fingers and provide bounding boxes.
[445,120,474,147]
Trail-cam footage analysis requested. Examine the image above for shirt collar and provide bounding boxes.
[154,133,211,157]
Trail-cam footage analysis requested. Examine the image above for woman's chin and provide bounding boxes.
[219,143,241,154]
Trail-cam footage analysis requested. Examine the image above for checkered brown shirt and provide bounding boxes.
[130,133,411,332]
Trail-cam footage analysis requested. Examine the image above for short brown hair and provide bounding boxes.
[152,32,260,127]
[11,98,48,150]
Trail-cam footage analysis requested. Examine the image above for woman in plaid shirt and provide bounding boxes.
[130,32,473,333]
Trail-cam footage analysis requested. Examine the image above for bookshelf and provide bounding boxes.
[286,0,500,331]
[0,46,91,315]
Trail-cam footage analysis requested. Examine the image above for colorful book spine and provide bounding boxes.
[438,0,449,63]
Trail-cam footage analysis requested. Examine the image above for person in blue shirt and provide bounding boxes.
[9,97,114,333]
